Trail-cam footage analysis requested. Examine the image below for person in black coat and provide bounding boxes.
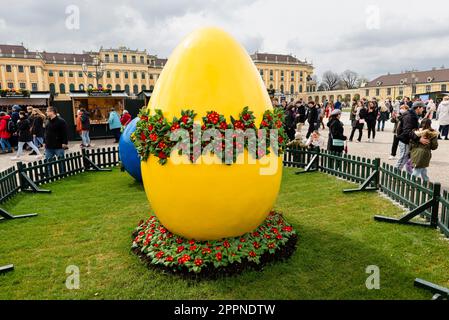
[306,101,319,139]
[285,104,297,141]
[10,111,42,160]
[327,109,347,154]
[395,102,428,172]
[80,108,91,147]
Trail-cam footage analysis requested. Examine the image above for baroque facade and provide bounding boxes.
[0,44,315,101]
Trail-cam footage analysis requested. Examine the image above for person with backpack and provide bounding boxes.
[11,111,42,160]
[410,118,439,181]
[0,112,13,153]
[29,108,45,154]
[395,102,428,173]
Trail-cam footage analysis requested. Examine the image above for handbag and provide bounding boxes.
[332,139,345,147]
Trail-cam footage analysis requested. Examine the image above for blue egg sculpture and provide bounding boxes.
[119,117,142,182]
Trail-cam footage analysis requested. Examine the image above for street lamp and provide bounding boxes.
[411,73,419,98]
[82,56,105,88]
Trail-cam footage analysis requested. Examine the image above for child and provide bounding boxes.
[287,123,306,148]
[409,118,438,181]
[305,130,324,150]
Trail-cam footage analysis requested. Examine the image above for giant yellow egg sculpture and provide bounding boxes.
[141,27,283,241]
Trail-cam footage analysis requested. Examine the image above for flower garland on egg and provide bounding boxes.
[131,211,297,276]
[131,106,288,165]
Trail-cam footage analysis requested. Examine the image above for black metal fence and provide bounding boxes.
[1,145,449,241]
[284,146,449,240]
[0,147,119,221]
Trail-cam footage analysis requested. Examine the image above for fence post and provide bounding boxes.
[16,161,50,194]
[81,147,111,172]
[373,157,381,189]
[431,183,441,228]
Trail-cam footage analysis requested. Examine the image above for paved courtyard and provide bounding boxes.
[0,112,448,188]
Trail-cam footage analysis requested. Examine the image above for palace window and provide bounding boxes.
[270,70,273,81]
[20,82,26,89]
[150,74,154,80]
[49,70,54,77]
[142,85,146,91]
[88,72,92,78]
[132,56,136,64]
[124,84,130,94]
[69,83,75,91]
[6,65,11,72]
[124,72,129,79]
[115,71,120,78]
[133,84,138,94]
[442,84,447,91]
[79,84,84,90]
[123,55,127,63]
[49,83,55,94]
[69,71,73,77]
[105,54,110,63]
[133,72,137,79]
[141,72,145,79]
[59,83,66,94]
[376,89,380,96]
[114,54,118,63]
[106,71,111,78]
[280,84,284,94]
[291,71,294,82]
[30,66,36,73]
[260,69,263,77]
[115,84,121,91]
[299,84,303,93]
[31,83,38,91]
[140,56,144,64]
[18,65,24,73]
[59,71,64,77]
[365,89,370,97]
[150,85,154,91]
[387,88,392,96]
[399,88,404,96]
[290,84,295,94]
[280,70,284,81]
[78,72,83,77]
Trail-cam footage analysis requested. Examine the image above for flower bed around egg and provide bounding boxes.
[131,211,297,278]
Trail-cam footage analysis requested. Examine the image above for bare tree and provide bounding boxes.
[341,70,359,89]
[321,71,340,91]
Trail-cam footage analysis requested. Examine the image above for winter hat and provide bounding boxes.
[12,105,21,111]
[412,101,425,109]
[330,109,341,116]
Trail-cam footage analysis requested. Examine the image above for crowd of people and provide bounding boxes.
[0,105,69,163]
[0,105,134,160]
[273,94,447,181]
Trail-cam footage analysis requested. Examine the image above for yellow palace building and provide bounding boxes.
[0,44,316,102]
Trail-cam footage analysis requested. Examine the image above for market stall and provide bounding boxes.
[137,90,152,107]
[68,89,128,139]
[0,90,52,113]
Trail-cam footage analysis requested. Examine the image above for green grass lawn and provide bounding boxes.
[1,167,448,299]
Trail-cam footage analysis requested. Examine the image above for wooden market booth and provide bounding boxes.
[0,91,52,113]
[68,90,128,139]
[137,90,152,107]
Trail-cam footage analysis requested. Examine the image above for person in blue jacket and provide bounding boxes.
[108,107,122,143]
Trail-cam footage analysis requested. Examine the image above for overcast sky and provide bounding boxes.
[1,0,449,81]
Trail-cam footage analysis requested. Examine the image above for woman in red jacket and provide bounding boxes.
[120,110,132,127]
[0,112,13,153]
